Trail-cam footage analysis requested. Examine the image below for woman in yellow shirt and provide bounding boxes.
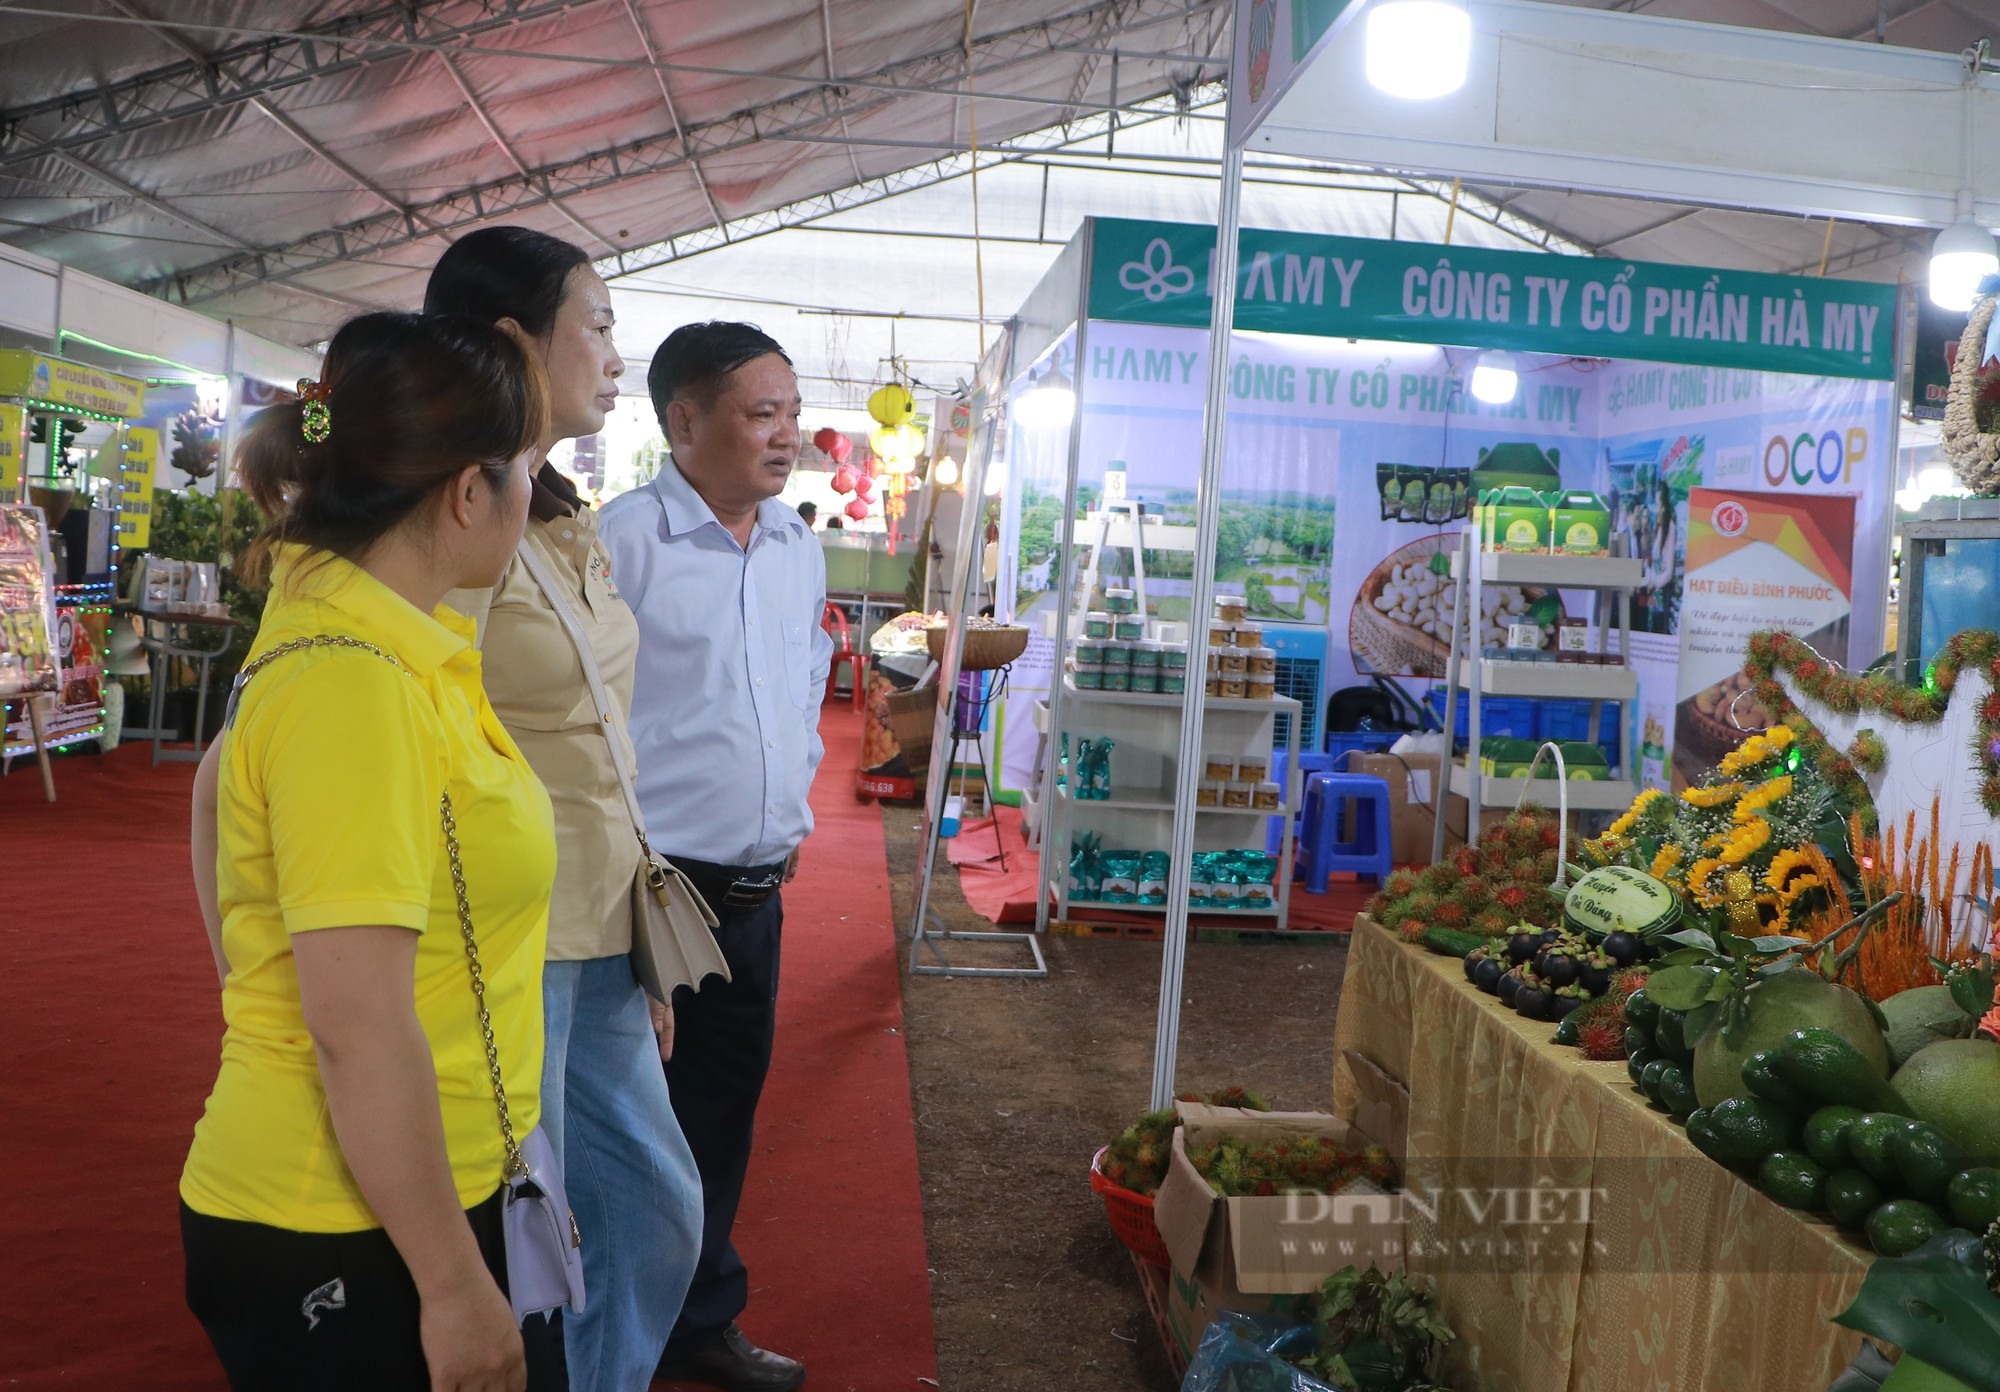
[180,312,562,1392]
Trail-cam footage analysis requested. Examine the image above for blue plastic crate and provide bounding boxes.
[1323,728,1400,762]
[1426,687,1540,741]
[1538,698,1623,766]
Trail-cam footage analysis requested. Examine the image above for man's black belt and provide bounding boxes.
[667,855,787,912]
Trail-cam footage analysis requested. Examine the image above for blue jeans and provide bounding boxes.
[542,956,703,1392]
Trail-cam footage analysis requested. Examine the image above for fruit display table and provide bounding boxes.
[1333,917,1872,1392]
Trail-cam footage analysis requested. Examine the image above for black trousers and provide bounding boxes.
[661,861,785,1360]
[181,1188,567,1391]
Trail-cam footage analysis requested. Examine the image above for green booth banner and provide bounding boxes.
[1086,218,1900,382]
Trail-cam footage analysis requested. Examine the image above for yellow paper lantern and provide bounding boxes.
[868,422,923,469]
[867,383,915,427]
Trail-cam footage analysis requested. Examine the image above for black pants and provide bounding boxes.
[661,862,785,1361]
[181,1189,567,1391]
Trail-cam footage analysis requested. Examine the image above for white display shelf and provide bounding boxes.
[1055,784,1284,815]
[1455,661,1637,700]
[1061,674,1303,714]
[1056,894,1282,917]
[1445,762,1639,811]
[1450,551,1645,588]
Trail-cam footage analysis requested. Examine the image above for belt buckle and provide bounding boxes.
[723,870,782,908]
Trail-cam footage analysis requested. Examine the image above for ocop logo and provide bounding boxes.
[1118,238,1195,303]
[1764,428,1868,487]
[1711,500,1749,537]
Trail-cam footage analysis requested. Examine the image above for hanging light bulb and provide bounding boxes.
[1366,1,1472,101]
[1929,208,1997,311]
[1469,349,1519,405]
[933,456,960,487]
[1013,364,1075,430]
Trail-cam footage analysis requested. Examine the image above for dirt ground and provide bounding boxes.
[879,809,1351,1392]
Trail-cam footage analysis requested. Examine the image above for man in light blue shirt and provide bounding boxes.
[599,322,829,1392]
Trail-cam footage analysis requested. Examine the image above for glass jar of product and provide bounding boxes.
[1236,754,1269,783]
[1233,622,1264,649]
[1159,671,1186,694]
[1100,642,1131,668]
[1222,780,1252,808]
[1103,587,1136,615]
[1215,593,1247,624]
[1207,676,1224,697]
[1104,666,1132,691]
[1208,621,1235,648]
[1113,616,1145,641]
[1246,674,1276,700]
[1129,667,1159,693]
[1219,678,1247,698]
[1244,646,1277,677]
[1254,781,1282,810]
[1195,780,1220,807]
[1218,650,1247,676]
[1129,641,1161,669]
[1160,641,1188,670]
[1083,610,1111,639]
[1073,662,1104,689]
[1204,755,1236,781]
[1073,640,1105,664]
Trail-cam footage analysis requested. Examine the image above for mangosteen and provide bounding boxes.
[1471,958,1504,993]
[1602,930,1642,967]
[1541,953,1580,989]
[1549,991,1584,1020]
[1496,969,1523,1007]
[1515,986,1551,1020]
[1578,956,1613,996]
[1506,931,1539,965]
[1537,926,1566,949]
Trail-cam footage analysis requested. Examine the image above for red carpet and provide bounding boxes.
[947,803,1377,933]
[1,706,934,1390]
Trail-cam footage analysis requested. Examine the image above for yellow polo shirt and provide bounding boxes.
[181,545,556,1233]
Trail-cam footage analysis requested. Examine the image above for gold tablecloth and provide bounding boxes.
[1333,918,1871,1392]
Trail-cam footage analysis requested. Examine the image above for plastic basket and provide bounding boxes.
[1536,698,1622,766]
[1323,729,1399,763]
[1091,1146,1172,1270]
[1426,687,1540,742]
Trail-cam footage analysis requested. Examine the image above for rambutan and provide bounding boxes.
[1426,861,1462,890]
[1395,916,1427,942]
[1580,1018,1627,1061]
[1473,907,1511,935]
[1455,875,1490,904]
[1434,900,1470,927]
[1495,884,1529,911]
[1510,856,1542,883]
[1385,868,1421,898]
[1540,823,1561,849]
[1454,848,1481,877]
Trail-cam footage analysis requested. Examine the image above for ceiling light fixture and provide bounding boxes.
[1932,44,1998,312]
[1366,1,1472,101]
[1014,364,1076,430]
[1470,349,1519,405]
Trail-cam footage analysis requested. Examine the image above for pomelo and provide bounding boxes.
[1879,985,1975,1068]
[1691,970,1888,1109]
[1891,1038,2000,1166]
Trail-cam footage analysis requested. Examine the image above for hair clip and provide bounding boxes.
[298,377,332,444]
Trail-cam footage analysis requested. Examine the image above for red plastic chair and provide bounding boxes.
[822,602,866,709]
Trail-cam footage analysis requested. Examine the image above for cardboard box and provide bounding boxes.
[1348,751,1466,865]
[1549,489,1612,557]
[1152,1103,1405,1365]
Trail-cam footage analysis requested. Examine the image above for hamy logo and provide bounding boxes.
[1711,500,1749,537]
[1118,238,1196,303]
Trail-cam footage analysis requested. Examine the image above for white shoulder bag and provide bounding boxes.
[515,538,730,1001]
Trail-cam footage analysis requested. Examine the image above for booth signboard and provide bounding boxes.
[1911,296,1970,423]
[0,350,146,418]
[1087,219,1900,381]
[0,504,56,699]
[119,426,158,549]
[0,404,23,493]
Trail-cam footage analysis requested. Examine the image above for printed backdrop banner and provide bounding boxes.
[1672,488,1855,787]
[1087,219,1900,381]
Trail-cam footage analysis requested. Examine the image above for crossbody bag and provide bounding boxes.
[227,635,586,1323]
[514,537,729,1002]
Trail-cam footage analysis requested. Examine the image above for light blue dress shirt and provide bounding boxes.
[599,461,832,868]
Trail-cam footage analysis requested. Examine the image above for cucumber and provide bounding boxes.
[1865,1198,1946,1257]
[1771,1027,1909,1116]
[1824,1169,1883,1229]
[1741,1049,1816,1114]
[1803,1106,1866,1170]
[1423,926,1490,958]
[1759,1151,1828,1211]
[1889,1122,1962,1204]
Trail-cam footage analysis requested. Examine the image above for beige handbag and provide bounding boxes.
[517,539,730,1001]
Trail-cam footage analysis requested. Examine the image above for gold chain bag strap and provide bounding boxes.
[228,635,586,1322]
[513,537,728,1001]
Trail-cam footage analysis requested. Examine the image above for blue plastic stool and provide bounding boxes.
[1295,771,1393,894]
[1264,748,1352,855]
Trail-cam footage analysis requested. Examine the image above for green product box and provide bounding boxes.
[1482,486,1553,554]
[1477,736,1538,778]
[1549,490,1612,557]
[1556,742,1611,780]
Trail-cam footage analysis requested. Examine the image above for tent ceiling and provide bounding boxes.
[1,0,1990,403]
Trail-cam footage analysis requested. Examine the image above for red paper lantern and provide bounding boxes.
[854,474,875,500]
[844,498,870,522]
[828,434,853,464]
[830,464,857,494]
